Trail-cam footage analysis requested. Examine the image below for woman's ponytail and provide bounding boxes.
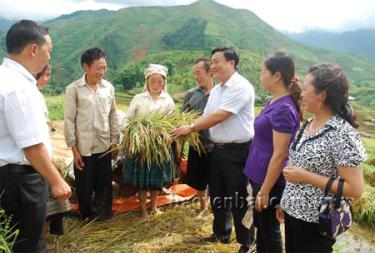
[339,104,358,129]
[308,63,358,129]
[264,52,303,121]
[289,76,303,120]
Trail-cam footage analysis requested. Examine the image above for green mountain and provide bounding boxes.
[0,30,4,55]
[0,17,13,31]
[0,17,13,56]
[1,0,375,108]
[287,29,375,65]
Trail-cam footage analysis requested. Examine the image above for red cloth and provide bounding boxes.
[70,184,197,213]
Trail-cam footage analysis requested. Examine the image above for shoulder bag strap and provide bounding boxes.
[334,178,345,208]
[291,120,309,151]
[324,177,336,196]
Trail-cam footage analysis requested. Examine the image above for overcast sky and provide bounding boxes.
[1,0,375,32]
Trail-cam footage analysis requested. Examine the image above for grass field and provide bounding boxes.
[44,93,375,252]
[45,95,65,121]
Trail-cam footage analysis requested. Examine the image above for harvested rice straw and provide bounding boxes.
[51,156,70,179]
[47,205,245,253]
[119,110,203,167]
[352,184,375,228]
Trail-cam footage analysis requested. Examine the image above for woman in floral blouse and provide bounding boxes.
[278,63,367,252]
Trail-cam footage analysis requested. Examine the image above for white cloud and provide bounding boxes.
[215,0,375,32]
[0,0,125,20]
[94,0,194,5]
[0,0,375,32]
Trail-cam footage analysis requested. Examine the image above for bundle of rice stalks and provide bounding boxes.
[52,156,70,179]
[352,184,375,228]
[51,156,76,198]
[363,164,375,187]
[119,111,203,167]
[0,208,19,253]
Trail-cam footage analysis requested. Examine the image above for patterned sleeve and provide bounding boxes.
[270,104,298,133]
[331,128,367,167]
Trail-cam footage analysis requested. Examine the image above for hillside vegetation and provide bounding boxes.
[287,29,375,65]
[0,0,374,107]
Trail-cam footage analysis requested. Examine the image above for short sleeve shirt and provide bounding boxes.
[281,115,367,223]
[181,86,209,113]
[181,86,212,151]
[0,58,52,166]
[203,72,255,143]
[243,95,300,185]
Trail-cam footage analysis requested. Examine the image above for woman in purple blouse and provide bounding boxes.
[243,52,302,252]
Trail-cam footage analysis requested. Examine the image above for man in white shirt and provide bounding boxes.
[172,47,255,253]
[64,47,120,221]
[0,20,71,253]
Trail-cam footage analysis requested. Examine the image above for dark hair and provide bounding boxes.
[35,63,51,80]
[265,52,303,120]
[194,58,211,72]
[80,47,106,67]
[308,63,358,128]
[211,47,239,70]
[6,20,49,54]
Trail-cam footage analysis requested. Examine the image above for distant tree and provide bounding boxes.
[161,60,175,76]
[114,64,143,91]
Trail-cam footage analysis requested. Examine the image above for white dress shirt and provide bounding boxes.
[0,58,52,166]
[204,72,255,143]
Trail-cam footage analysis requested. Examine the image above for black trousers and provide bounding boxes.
[250,181,284,253]
[0,166,48,253]
[74,151,112,220]
[47,213,64,235]
[208,142,252,247]
[284,212,335,253]
[186,147,210,191]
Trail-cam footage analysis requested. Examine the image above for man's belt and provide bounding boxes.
[213,140,252,150]
[0,164,36,174]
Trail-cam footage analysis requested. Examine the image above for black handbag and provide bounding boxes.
[318,178,353,239]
